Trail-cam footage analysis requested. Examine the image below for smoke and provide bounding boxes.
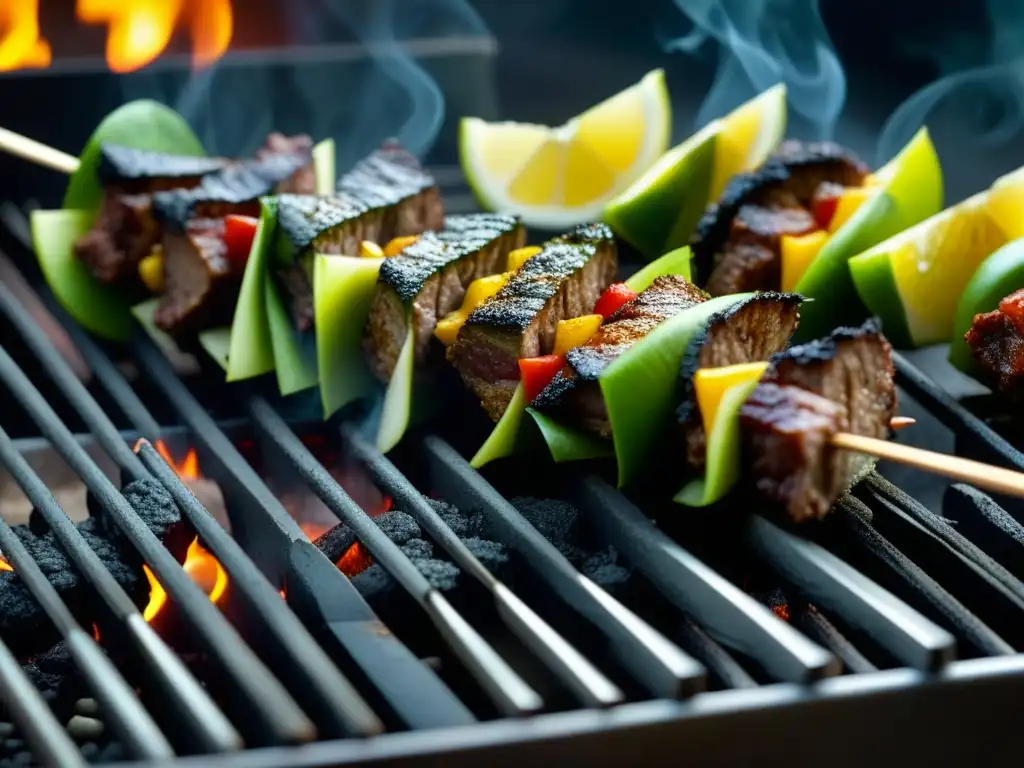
[119,0,492,167]
[876,0,1024,165]
[664,0,846,139]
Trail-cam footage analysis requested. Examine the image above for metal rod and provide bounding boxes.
[0,345,321,744]
[675,619,757,690]
[424,437,706,699]
[251,401,543,718]
[0,634,88,768]
[341,424,624,709]
[744,514,956,671]
[797,605,879,675]
[0,282,149,481]
[573,476,838,683]
[137,440,423,735]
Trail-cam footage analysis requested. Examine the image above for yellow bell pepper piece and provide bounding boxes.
[360,241,384,259]
[138,251,165,294]
[828,186,876,233]
[435,311,467,346]
[384,235,420,257]
[507,246,543,272]
[781,230,829,292]
[553,314,603,356]
[693,362,769,438]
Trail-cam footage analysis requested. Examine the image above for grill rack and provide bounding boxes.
[0,217,1023,765]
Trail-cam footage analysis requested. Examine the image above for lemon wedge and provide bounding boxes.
[460,69,671,229]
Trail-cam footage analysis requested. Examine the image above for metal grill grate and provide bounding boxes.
[1,210,1024,767]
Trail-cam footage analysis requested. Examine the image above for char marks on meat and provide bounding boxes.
[677,292,803,468]
[449,223,618,422]
[531,275,708,438]
[740,318,896,522]
[97,145,227,185]
[964,288,1024,397]
[275,141,444,332]
[690,141,870,295]
[364,214,524,381]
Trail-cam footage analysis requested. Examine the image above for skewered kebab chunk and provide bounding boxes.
[447,223,618,422]
[364,214,525,381]
[151,141,316,335]
[691,141,869,296]
[277,141,444,332]
[73,145,228,286]
[964,288,1024,397]
[739,319,896,521]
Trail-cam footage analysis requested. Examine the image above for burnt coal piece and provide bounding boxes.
[3,479,189,658]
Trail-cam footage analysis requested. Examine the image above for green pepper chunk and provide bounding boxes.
[226,198,277,382]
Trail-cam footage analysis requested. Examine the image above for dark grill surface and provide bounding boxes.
[1,205,1024,768]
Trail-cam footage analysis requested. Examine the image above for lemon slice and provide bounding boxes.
[460,69,671,229]
[604,84,786,258]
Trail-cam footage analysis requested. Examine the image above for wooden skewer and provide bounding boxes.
[833,431,1024,499]
[0,127,79,175]
[890,416,915,430]
[3,125,1022,499]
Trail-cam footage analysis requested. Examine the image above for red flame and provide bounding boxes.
[336,543,373,577]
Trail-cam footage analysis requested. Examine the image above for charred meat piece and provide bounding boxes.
[276,142,444,331]
[153,218,242,335]
[364,214,525,381]
[677,292,803,468]
[449,223,618,421]
[531,275,708,437]
[740,319,896,522]
[74,147,227,286]
[964,289,1024,397]
[691,141,870,295]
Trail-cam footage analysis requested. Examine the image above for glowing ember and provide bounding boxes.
[0,558,11,572]
[771,603,790,622]
[336,543,373,577]
[76,0,233,73]
[154,440,200,481]
[143,537,227,622]
[0,0,52,71]
[299,521,331,541]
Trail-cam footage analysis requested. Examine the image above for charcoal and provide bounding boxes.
[429,500,469,538]
[580,548,631,588]
[375,511,421,546]
[401,539,434,560]
[463,538,510,578]
[350,564,392,600]
[411,559,460,591]
[118,479,191,560]
[511,497,581,552]
[311,524,357,563]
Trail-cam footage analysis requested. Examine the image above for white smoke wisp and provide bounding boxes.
[119,0,491,166]
[665,0,846,139]
[876,0,1024,165]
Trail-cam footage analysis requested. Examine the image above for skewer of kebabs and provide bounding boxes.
[4,123,1024,516]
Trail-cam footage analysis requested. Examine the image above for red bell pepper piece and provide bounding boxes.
[519,354,565,402]
[593,282,638,319]
[810,182,844,230]
[223,215,260,269]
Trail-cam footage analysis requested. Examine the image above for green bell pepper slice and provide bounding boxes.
[377,323,415,453]
[226,198,277,381]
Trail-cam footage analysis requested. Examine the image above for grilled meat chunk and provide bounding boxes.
[691,141,870,295]
[964,289,1024,397]
[677,292,803,469]
[364,214,525,381]
[275,142,444,331]
[531,275,708,437]
[97,145,227,186]
[449,223,618,421]
[740,319,896,522]
[153,218,242,335]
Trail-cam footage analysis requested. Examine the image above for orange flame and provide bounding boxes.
[0,0,52,71]
[154,439,200,481]
[143,537,227,622]
[337,542,373,577]
[0,558,11,572]
[76,0,232,73]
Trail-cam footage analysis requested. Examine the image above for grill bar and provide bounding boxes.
[249,398,542,719]
[127,334,467,734]
[423,437,706,699]
[797,604,878,675]
[0,344,324,744]
[0,634,86,768]
[341,424,625,709]
[836,495,1014,656]
[675,619,757,689]
[943,484,1024,579]
[743,514,955,671]
[574,477,837,682]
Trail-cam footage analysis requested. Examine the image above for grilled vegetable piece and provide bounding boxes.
[97,145,227,185]
[448,223,618,421]
[690,141,869,293]
[740,318,896,521]
[276,142,444,331]
[531,275,708,436]
[676,292,803,469]
[154,218,243,335]
[964,288,1024,397]
[363,214,525,381]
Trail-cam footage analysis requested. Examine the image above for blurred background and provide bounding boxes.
[2,0,1024,210]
